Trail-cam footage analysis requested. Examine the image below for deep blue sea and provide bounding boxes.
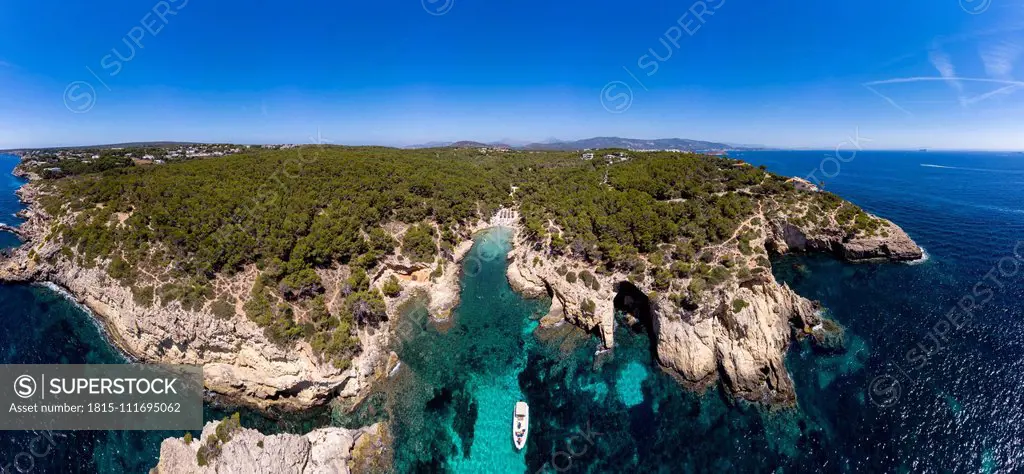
[1,150,1023,473]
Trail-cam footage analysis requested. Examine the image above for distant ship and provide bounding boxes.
[919,148,928,152]
[513,401,529,450]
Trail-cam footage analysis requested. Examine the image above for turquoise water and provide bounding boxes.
[386,227,549,472]
[3,150,1024,472]
[387,226,830,473]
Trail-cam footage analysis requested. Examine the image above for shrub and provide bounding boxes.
[346,267,369,293]
[346,290,387,327]
[279,268,323,300]
[381,275,402,297]
[732,298,749,313]
[688,277,707,295]
[580,299,596,317]
[670,261,691,278]
[211,298,235,319]
[706,266,732,286]
[579,270,599,290]
[651,266,672,291]
[402,224,436,263]
[196,413,242,467]
[565,271,577,283]
[184,432,193,445]
[108,255,134,283]
[132,285,154,307]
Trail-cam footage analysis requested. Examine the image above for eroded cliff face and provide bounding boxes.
[154,420,389,474]
[506,193,922,407]
[505,235,617,348]
[653,276,819,406]
[0,182,472,411]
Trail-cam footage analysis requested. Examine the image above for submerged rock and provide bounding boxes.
[808,317,847,354]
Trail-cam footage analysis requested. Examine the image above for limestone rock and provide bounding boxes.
[0,182,383,411]
[153,421,386,474]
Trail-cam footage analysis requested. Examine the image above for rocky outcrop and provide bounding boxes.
[767,219,922,262]
[505,196,922,407]
[506,228,823,406]
[506,237,616,349]
[764,197,923,263]
[153,421,389,474]
[0,180,482,411]
[654,276,819,405]
[0,182,383,411]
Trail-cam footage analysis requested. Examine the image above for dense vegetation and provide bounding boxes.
[34,146,879,367]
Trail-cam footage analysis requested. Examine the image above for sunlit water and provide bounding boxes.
[2,151,1024,472]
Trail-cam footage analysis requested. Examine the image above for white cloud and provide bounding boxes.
[928,43,965,105]
[980,39,1022,79]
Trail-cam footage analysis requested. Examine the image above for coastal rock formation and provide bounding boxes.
[506,191,922,406]
[653,276,819,405]
[767,218,922,262]
[0,180,471,411]
[506,236,617,348]
[153,421,389,474]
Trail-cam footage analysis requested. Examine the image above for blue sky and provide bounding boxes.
[0,0,1022,149]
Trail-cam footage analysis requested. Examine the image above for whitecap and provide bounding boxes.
[905,246,930,265]
[35,282,134,362]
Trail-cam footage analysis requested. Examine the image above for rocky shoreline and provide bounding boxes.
[0,159,924,469]
[0,174,476,412]
[153,419,390,473]
[505,195,922,406]
[0,169,921,410]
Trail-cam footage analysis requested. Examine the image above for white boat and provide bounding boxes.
[512,401,529,450]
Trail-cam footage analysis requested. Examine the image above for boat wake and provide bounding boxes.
[920,164,1022,174]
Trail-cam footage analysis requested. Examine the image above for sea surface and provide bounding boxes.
[2,150,1023,472]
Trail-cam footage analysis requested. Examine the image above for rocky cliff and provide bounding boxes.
[0,179,471,411]
[506,190,922,407]
[153,420,389,474]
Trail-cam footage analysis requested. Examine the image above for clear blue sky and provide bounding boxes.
[1,0,1022,149]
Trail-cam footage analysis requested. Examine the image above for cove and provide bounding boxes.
[378,226,837,473]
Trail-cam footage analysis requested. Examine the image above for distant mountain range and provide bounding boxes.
[406,137,760,151]
[7,137,762,154]
[521,137,757,151]
[405,140,511,149]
